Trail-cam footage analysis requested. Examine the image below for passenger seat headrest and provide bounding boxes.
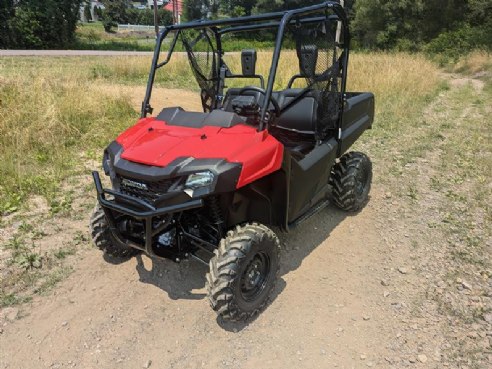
[241,49,257,76]
[298,45,318,78]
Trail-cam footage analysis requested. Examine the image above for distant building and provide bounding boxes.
[132,1,171,10]
[132,2,147,9]
[79,1,105,22]
[80,1,181,24]
[140,1,182,24]
[163,1,182,23]
[147,0,165,9]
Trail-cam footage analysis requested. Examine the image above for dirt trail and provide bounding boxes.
[95,85,204,112]
[1,192,396,369]
[1,78,490,369]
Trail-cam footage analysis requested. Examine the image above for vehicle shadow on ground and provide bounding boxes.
[129,200,365,331]
[134,254,208,300]
[278,203,354,276]
[132,253,287,332]
[218,202,357,332]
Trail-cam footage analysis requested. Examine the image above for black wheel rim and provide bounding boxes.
[240,252,271,302]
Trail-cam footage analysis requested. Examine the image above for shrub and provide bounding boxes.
[1,0,82,49]
[126,9,173,26]
[102,18,117,33]
[425,24,491,63]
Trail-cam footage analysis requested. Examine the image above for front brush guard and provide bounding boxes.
[92,171,203,257]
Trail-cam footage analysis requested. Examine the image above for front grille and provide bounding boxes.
[119,176,180,204]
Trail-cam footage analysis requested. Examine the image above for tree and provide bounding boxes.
[220,0,257,17]
[352,0,425,49]
[351,0,490,51]
[2,0,82,49]
[468,0,492,26]
[84,2,92,22]
[0,0,15,48]
[420,0,468,41]
[424,0,492,57]
[94,5,103,20]
[183,0,204,21]
[101,0,131,32]
[182,0,223,21]
[467,0,492,45]
[126,8,173,26]
[254,0,320,13]
[100,1,173,30]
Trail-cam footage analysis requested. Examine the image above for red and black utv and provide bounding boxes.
[90,1,375,321]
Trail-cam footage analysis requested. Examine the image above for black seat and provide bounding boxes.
[223,88,319,135]
[273,44,323,135]
[274,89,319,134]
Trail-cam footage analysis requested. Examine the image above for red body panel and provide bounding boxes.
[116,118,284,188]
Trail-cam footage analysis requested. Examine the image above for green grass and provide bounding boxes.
[363,53,491,368]
[380,75,491,256]
[382,53,491,327]
[434,83,491,254]
[0,293,32,308]
[74,22,279,52]
[35,266,73,296]
[74,22,156,51]
[0,225,82,307]
[54,248,76,260]
[3,235,41,269]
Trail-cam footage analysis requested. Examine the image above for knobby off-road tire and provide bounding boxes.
[206,223,281,322]
[89,203,140,258]
[330,151,372,212]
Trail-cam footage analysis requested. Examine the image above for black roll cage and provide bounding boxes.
[141,1,350,133]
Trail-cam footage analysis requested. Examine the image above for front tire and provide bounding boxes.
[89,203,140,258]
[206,223,280,322]
[330,152,372,211]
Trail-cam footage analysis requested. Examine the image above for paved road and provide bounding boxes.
[0,50,155,57]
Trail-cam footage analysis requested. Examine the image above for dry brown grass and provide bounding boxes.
[162,51,443,134]
[348,53,442,132]
[0,52,442,213]
[453,51,492,75]
[164,51,442,134]
[0,59,136,212]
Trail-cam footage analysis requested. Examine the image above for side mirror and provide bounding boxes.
[241,49,257,76]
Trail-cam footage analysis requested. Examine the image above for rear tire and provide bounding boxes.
[206,223,280,322]
[89,203,139,258]
[330,152,372,212]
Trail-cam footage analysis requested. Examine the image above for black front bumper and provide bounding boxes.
[92,171,203,256]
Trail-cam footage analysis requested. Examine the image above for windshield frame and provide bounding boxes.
[141,1,350,132]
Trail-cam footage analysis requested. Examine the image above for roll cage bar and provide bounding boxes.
[141,1,350,133]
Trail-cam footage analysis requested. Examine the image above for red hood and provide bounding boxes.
[116,118,283,188]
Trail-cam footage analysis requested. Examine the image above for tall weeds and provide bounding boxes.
[0,52,442,212]
[0,59,136,212]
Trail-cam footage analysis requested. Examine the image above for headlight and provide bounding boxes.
[185,171,215,188]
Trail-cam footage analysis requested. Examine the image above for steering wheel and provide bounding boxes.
[237,86,281,117]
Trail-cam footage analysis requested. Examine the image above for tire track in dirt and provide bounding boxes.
[1,186,399,369]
